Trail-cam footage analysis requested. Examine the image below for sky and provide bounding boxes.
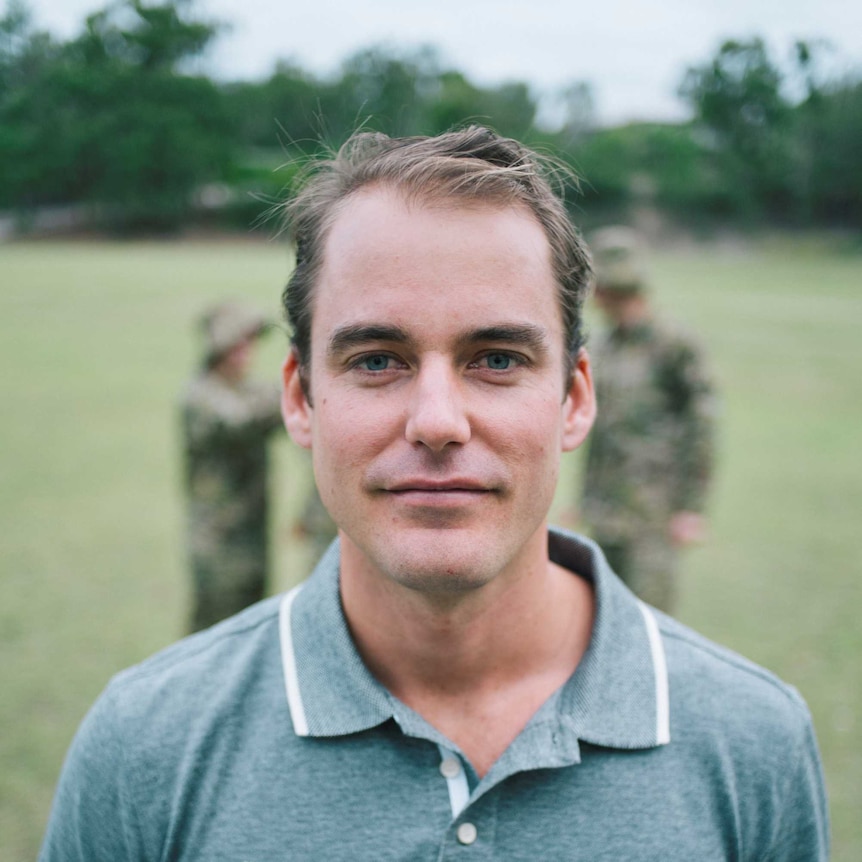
[23,0,862,126]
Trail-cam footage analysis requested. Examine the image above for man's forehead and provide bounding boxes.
[323,184,546,251]
[337,182,527,216]
[319,190,552,287]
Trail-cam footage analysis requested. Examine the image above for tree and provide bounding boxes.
[0,0,232,230]
[425,69,485,133]
[679,38,798,219]
[222,60,323,151]
[801,78,862,223]
[554,81,596,145]
[0,2,71,208]
[328,44,440,139]
[0,0,58,92]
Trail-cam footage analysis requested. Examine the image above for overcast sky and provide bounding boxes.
[24,0,862,125]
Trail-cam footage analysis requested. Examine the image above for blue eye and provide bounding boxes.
[361,355,390,371]
[485,353,512,370]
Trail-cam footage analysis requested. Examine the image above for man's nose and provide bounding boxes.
[404,362,471,452]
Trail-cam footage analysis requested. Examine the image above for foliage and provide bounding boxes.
[800,79,862,223]
[677,37,862,226]
[222,61,324,152]
[330,44,439,137]
[0,0,232,230]
[220,43,538,153]
[1,1,860,231]
[678,38,799,219]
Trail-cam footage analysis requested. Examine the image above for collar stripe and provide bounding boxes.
[279,585,309,736]
[437,745,470,819]
[637,601,671,745]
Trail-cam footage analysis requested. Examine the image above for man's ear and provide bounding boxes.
[561,348,596,452]
[281,348,312,449]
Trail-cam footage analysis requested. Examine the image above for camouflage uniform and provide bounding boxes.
[581,228,716,612]
[180,303,283,632]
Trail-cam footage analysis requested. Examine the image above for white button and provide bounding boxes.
[439,756,461,779]
[456,822,478,845]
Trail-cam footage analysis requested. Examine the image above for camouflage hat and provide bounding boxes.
[199,301,270,366]
[589,226,648,292]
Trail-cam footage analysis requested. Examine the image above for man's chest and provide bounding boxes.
[141,734,749,862]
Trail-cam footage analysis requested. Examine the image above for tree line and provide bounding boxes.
[2,0,860,233]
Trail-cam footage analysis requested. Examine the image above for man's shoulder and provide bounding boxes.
[104,596,284,722]
[656,611,812,742]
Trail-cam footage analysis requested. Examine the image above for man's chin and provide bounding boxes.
[393,565,493,596]
[372,541,500,596]
[339,525,521,597]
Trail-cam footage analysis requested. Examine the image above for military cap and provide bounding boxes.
[589,226,648,292]
[199,301,270,367]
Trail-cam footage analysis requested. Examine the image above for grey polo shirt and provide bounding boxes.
[40,529,829,861]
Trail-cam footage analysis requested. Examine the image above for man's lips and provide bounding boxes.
[384,479,493,493]
[382,483,494,509]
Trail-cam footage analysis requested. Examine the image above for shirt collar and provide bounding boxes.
[279,529,670,750]
[278,542,392,737]
[548,529,670,749]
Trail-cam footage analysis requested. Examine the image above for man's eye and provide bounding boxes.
[360,354,391,371]
[483,353,513,370]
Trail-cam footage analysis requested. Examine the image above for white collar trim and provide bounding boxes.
[279,584,309,736]
[637,601,671,745]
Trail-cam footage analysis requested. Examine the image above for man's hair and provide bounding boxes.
[280,126,591,388]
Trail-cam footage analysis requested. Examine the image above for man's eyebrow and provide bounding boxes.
[461,324,550,354]
[327,324,410,357]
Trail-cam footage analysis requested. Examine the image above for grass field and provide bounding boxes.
[1,235,860,859]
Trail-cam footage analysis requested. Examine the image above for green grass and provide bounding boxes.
[2,236,860,859]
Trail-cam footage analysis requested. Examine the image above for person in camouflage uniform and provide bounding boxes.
[180,301,284,632]
[581,227,717,613]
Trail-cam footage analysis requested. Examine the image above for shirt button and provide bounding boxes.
[439,756,461,779]
[457,822,478,845]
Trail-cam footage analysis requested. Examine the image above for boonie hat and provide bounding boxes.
[590,225,648,292]
[199,301,269,366]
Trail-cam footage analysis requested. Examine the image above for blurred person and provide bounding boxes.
[41,128,826,861]
[581,226,717,613]
[180,301,283,632]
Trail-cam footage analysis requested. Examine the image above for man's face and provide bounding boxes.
[283,187,594,595]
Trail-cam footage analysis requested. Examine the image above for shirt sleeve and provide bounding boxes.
[39,685,143,862]
[764,707,831,861]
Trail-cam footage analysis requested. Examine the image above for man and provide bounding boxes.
[581,226,716,613]
[41,129,827,860]
[180,301,283,631]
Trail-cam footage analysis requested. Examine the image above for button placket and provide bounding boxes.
[440,756,462,780]
[438,783,498,858]
[437,745,470,820]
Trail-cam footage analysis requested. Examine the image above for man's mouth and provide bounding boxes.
[386,479,491,494]
[383,479,495,506]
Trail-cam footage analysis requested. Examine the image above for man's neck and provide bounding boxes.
[338,531,594,776]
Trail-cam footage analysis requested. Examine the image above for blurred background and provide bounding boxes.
[1,0,860,858]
